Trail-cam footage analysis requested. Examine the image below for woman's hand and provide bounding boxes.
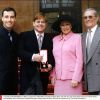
[51,77,56,86]
[71,80,79,88]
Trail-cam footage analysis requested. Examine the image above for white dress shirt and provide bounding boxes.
[86,25,98,46]
[31,30,44,61]
[35,30,44,42]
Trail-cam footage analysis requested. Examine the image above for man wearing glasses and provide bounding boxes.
[18,13,55,95]
[82,8,100,95]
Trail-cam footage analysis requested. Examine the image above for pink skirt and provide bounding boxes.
[54,79,82,95]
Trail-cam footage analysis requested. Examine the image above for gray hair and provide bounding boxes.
[84,8,98,17]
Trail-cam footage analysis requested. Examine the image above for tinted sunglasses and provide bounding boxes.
[83,16,95,19]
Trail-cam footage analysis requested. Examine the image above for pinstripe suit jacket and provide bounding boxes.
[82,26,100,92]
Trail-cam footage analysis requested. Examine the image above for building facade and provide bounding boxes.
[0,0,100,33]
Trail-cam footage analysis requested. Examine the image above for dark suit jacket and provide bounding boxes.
[0,26,18,94]
[82,26,100,92]
[18,30,55,94]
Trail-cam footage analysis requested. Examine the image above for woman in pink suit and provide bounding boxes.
[50,15,83,95]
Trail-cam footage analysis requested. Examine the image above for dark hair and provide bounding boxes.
[52,14,75,32]
[2,7,16,17]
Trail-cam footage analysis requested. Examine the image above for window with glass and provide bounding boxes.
[40,0,82,34]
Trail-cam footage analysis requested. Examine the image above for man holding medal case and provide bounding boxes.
[18,13,55,95]
[40,50,48,70]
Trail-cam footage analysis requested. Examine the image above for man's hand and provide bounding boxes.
[48,64,52,71]
[32,53,42,62]
[40,64,52,72]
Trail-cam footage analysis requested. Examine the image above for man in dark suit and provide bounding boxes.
[19,13,55,95]
[0,7,18,94]
[82,8,100,95]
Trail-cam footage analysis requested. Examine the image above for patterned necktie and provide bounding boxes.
[38,34,42,50]
[86,30,92,56]
[8,32,12,41]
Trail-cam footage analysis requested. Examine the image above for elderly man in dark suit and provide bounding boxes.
[19,13,55,95]
[0,7,18,94]
[82,8,100,95]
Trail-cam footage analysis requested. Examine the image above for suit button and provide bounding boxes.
[96,63,98,65]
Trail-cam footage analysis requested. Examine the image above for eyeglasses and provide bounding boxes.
[35,20,46,24]
[83,16,95,20]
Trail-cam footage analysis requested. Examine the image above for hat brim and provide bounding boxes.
[52,14,74,32]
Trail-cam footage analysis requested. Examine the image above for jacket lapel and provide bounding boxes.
[41,33,47,49]
[87,27,100,62]
[82,33,87,64]
[31,30,40,51]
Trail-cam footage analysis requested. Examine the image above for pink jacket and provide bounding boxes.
[51,32,83,82]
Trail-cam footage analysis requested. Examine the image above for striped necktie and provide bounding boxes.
[86,30,92,56]
[38,34,42,50]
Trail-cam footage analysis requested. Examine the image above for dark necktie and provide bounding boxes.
[8,32,12,41]
[38,34,42,50]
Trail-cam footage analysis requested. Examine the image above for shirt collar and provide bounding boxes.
[34,30,44,38]
[59,32,74,41]
[1,25,13,35]
[88,25,98,33]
